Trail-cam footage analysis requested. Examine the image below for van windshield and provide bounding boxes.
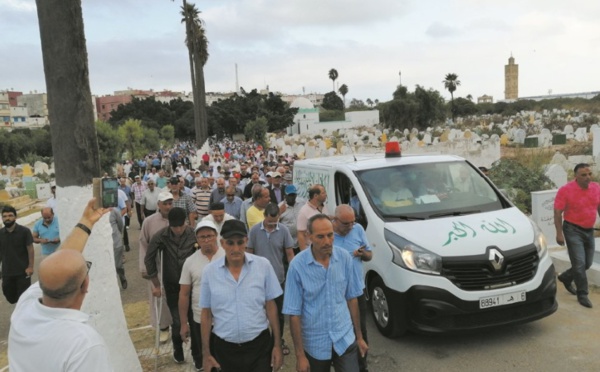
[354,160,504,221]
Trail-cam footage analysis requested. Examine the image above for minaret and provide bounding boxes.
[504,54,518,100]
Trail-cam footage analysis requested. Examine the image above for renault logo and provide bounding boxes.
[489,248,504,272]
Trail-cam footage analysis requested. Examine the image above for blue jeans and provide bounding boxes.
[561,221,595,296]
[305,341,360,372]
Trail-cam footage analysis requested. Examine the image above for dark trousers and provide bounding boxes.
[357,293,368,371]
[211,329,273,372]
[143,208,156,218]
[188,303,203,365]
[2,275,31,304]
[561,221,595,295]
[274,284,285,340]
[164,283,183,351]
[123,215,130,247]
[135,202,144,226]
[305,341,360,372]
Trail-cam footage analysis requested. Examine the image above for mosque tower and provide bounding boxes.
[504,54,518,100]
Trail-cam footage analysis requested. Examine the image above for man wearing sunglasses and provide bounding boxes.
[8,198,113,371]
[200,219,284,372]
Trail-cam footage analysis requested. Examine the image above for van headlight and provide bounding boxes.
[531,220,548,258]
[385,229,442,275]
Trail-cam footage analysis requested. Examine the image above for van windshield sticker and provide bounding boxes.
[443,218,516,246]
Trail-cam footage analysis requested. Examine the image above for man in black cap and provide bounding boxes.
[145,207,198,365]
[200,219,284,372]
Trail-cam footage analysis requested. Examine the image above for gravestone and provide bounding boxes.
[514,129,526,144]
[500,134,509,146]
[574,127,588,142]
[531,190,558,247]
[593,127,600,157]
[545,164,567,188]
[22,164,33,177]
[564,124,574,135]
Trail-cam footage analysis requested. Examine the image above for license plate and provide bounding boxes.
[479,291,526,309]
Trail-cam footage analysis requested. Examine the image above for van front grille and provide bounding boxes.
[441,247,539,291]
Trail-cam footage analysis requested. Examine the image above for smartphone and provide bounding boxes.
[93,177,119,209]
[101,178,119,208]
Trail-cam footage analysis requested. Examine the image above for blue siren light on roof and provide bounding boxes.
[385,141,402,158]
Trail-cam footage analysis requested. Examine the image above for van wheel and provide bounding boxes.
[369,276,406,338]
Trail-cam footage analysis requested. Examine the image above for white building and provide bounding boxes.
[287,97,379,135]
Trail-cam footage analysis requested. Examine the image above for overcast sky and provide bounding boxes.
[2,0,599,104]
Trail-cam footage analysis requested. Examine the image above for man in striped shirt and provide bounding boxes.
[191,177,211,220]
[131,175,147,227]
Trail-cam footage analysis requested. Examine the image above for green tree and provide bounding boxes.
[366,98,373,108]
[244,116,268,147]
[322,91,344,111]
[109,97,175,129]
[443,73,461,121]
[141,127,161,155]
[338,84,348,106]
[328,68,339,92]
[118,119,144,159]
[348,98,367,110]
[160,124,175,146]
[414,85,445,129]
[96,121,123,174]
[452,97,478,117]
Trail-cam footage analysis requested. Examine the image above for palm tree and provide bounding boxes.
[466,94,473,101]
[366,98,373,108]
[443,73,461,121]
[338,84,348,106]
[181,1,209,145]
[328,68,338,92]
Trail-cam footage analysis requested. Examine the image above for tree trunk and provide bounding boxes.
[35,1,141,370]
[182,0,203,146]
[36,0,100,185]
[193,50,208,145]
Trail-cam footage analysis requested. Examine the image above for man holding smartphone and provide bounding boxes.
[332,205,373,372]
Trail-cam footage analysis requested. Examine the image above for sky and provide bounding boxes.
[2,0,600,104]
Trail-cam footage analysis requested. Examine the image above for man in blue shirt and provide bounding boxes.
[333,205,373,372]
[283,214,368,372]
[200,219,283,372]
[32,208,61,257]
[220,186,243,219]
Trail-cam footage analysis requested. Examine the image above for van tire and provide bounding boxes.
[369,276,406,338]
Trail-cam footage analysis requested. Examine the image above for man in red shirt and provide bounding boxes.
[554,163,600,308]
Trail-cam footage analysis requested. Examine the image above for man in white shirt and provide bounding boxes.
[8,199,113,371]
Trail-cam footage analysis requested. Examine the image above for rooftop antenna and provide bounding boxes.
[345,138,357,162]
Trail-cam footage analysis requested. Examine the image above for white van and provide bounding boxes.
[293,142,557,337]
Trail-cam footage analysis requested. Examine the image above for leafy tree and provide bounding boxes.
[488,158,554,214]
[414,85,445,128]
[321,91,344,111]
[338,84,348,106]
[452,97,478,117]
[142,127,161,155]
[466,94,473,101]
[348,98,368,111]
[244,116,268,147]
[160,124,175,146]
[366,98,373,108]
[118,119,145,159]
[443,73,461,121]
[96,121,123,174]
[109,97,175,130]
[328,68,339,92]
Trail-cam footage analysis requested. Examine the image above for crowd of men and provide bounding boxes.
[1,140,374,372]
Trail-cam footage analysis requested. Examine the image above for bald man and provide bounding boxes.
[8,199,113,371]
[32,207,61,258]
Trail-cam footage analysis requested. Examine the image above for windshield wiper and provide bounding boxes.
[386,215,425,221]
[429,210,481,219]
